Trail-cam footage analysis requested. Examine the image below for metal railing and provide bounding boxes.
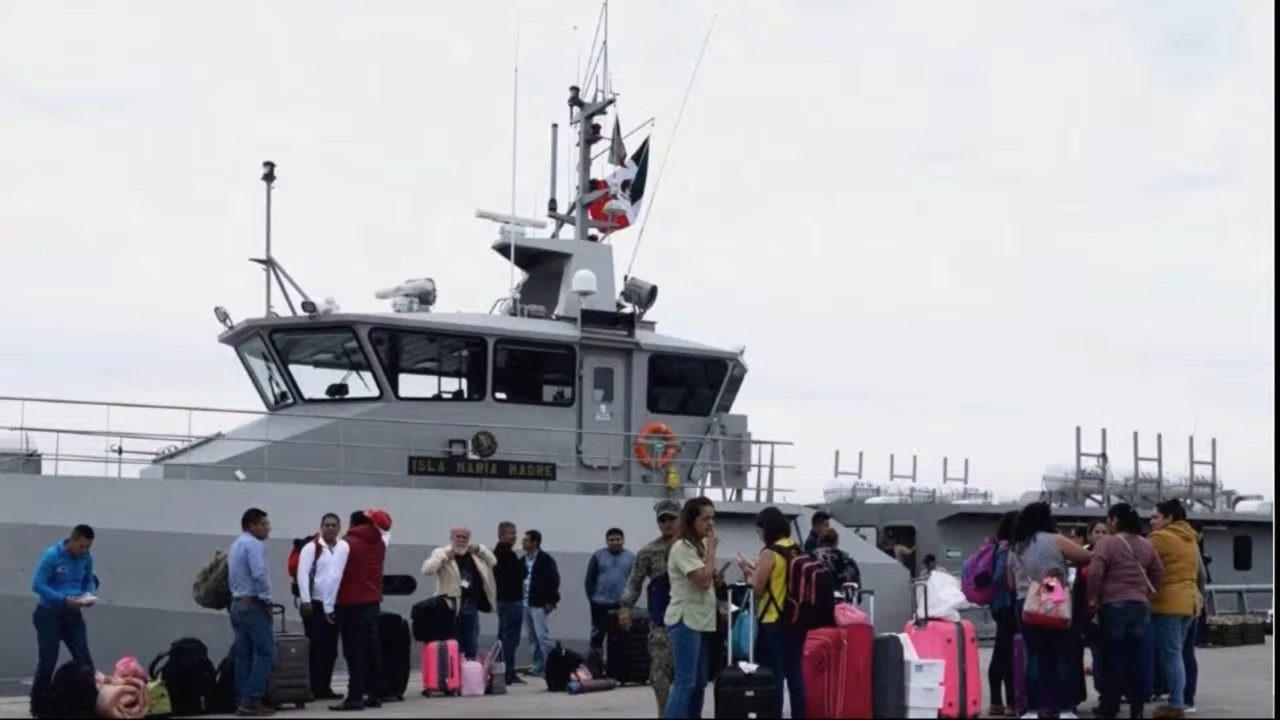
[1205,583,1273,617]
[0,395,794,500]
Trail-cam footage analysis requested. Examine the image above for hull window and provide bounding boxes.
[494,340,575,407]
[1233,535,1253,572]
[646,353,729,417]
[369,328,486,401]
[269,328,381,401]
[236,335,294,410]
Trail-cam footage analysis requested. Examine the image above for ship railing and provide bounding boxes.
[1205,583,1273,618]
[0,395,794,499]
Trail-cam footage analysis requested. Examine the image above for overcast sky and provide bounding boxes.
[0,0,1273,501]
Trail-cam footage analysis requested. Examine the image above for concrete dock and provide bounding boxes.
[1,639,1271,718]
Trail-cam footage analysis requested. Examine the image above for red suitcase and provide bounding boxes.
[903,581,981,719]
[804,623,874,719]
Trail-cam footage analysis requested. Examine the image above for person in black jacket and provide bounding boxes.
[494,521,527,685]
[521,529,560,677]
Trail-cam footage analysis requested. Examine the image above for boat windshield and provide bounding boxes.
[236,335,294,410]
[269,328,381,401]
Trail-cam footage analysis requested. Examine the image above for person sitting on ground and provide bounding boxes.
[421,526,497,660]
[812,528,861,587]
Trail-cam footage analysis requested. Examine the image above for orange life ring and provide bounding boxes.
[635,422,678,470]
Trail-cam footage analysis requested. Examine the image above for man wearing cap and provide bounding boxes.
[617,499,681,714]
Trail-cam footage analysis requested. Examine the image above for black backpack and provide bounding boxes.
[149,638,216,716]
[205,655,237,715]
[32,660,98,719]
[544,643,584,692]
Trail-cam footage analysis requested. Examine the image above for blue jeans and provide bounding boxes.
[229,601,275,705]
[458,602,480,659]
[1099,601,1151,715]
[759,622,806,719]
[524,605,552,674]
[1183,618,1198,707]
[1016,597,1072,714]
[663,622,710,719]
[30,605,93,705]
[497,602,523,680]
[1152,614,1192,709]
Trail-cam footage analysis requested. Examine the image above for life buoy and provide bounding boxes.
[635,422,678,470]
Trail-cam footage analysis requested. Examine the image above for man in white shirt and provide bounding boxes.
[296,513,347,701]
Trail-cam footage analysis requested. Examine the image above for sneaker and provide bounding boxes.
[508,675,528,685]
[236,703,275,717]
[329,701,365,712]
[1184,708,1197,715]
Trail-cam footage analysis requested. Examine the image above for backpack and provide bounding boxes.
[205,655,237,715]
[32,660,98,718]
[545,643,585,692]
[767,543,836,630]
[287,534,321,599]
[193,550,231,610]
[149,638,216,717]
[962,538,999,605]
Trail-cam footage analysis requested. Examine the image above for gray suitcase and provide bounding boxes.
[267,604,311,708]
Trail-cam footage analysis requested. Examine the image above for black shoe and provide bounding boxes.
[314,690,343,701]
[363,698,382,709]
[329,701,364,712]
[508,675,527,685]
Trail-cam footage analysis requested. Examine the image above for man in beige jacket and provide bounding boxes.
[422,526,498,659]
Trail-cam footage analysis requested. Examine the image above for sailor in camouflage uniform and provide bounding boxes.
[618,499,682,715]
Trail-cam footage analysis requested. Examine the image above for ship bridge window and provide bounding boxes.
[493,340,575,407]
[236,335,294,410]
[369,328,486,401]
[1233,535,1252,572]
[647,353,729,417]
[269,328,381,401]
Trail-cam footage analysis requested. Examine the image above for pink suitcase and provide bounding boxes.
[804,623,874,719]
[460,659,486,697]
[903,581,981,719]
[421,640,462,697]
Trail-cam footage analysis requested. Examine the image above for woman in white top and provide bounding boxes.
[663,497,718,719]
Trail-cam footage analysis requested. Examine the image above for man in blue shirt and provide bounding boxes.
[228,508,275,717]
[29,524,97,714]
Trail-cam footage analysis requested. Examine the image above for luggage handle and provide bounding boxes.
[271,602,288,633]
[840,582,876,625]
[910,579,929,627]
[726,581,756,667]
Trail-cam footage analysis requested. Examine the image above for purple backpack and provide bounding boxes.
[961,538,998,605]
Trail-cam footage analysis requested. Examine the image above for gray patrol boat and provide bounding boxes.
[0,51,911,686]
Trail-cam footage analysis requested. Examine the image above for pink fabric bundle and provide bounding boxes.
[95,675,150,719]
[113,656,147,683]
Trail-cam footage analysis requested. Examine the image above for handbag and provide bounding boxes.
[1021,571,1072,630]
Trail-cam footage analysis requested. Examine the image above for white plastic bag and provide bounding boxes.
[913,570,967,623]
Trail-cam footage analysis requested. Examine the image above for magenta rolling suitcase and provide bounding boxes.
[902,581,982,719]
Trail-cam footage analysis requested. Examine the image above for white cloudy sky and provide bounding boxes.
[0,0,1273,500]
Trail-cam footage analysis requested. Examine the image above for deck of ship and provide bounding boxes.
[1,638,1272,718]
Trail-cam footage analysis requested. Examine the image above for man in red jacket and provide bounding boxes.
[329,511,386,712]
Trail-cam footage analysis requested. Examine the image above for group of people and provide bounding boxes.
[984,499,1208,720]
[231,507,391,716]
[618,499,861,720]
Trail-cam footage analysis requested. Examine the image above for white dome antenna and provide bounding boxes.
[571,269,598,297]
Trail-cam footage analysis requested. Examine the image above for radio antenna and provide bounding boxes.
[508,5,521,297]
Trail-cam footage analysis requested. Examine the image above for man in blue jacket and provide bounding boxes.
[30,524,98,713]
[584,528,636,653]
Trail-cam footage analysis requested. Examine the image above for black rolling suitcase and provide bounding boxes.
[378,612,412,701]
[714,583,779,719]
[871,632,906,719]
[605,610,651,685]
[267,603,311,709]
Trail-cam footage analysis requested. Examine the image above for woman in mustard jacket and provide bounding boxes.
[1147,500,1200,720]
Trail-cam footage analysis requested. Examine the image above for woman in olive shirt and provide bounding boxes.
[663,497,718,719]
